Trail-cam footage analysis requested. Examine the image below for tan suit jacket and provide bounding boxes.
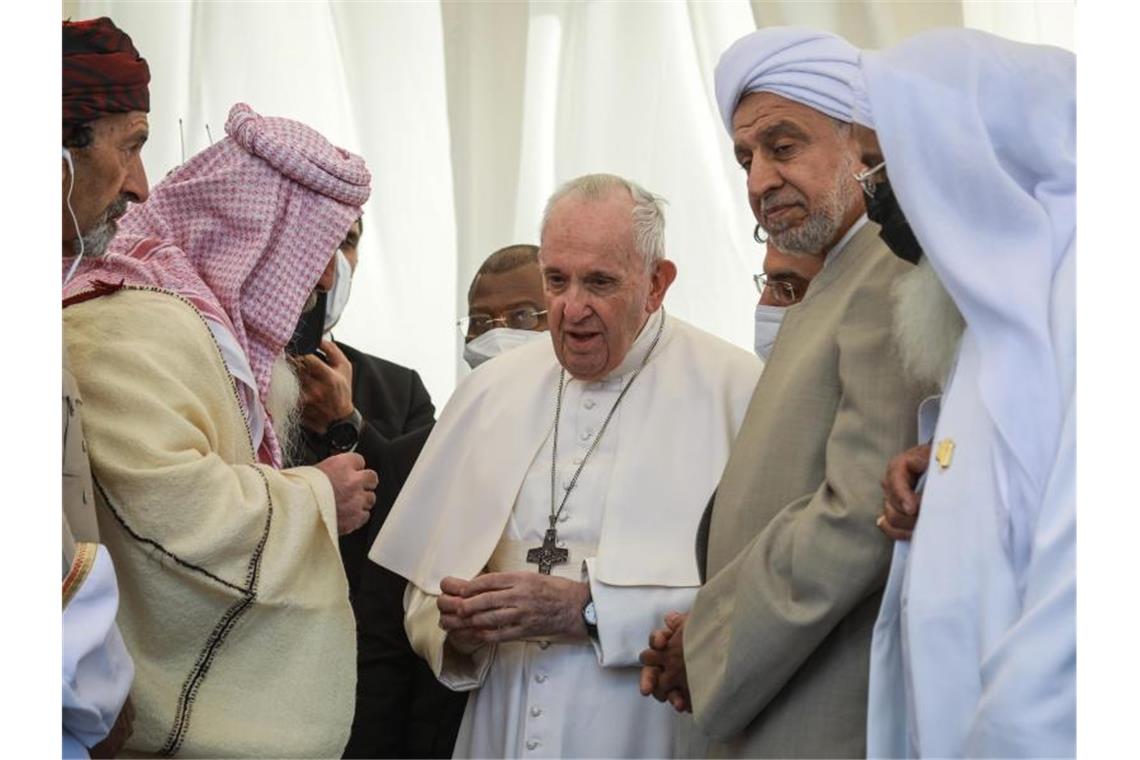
[685,224,931,758]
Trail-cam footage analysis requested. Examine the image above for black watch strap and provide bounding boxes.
[325,408,362,453]
[582,592,599,641]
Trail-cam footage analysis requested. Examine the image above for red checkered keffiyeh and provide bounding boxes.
[62,103,371,467]
[63,17,150,123]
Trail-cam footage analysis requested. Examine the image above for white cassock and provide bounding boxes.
[370,309,761,758]
[63,544,134,759]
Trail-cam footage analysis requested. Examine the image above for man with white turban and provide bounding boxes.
[638,27,930,758]
[63,104,378,757]
[848,29,1076,758]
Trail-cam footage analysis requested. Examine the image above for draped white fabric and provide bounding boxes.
[66,0,1074,405]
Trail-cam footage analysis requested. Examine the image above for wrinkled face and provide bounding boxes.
[62,111,149,256]
[759,243,824,307]
[732,92,863,256]
[465,264,547,344]
[540,191,675,381]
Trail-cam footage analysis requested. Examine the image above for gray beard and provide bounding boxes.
[73,196,129,257]
[767,156,858,256]
[265,353,302,460]
[891,257,966,389]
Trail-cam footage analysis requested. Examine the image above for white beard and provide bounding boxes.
[891,257,966,389]
[265,353,302,459]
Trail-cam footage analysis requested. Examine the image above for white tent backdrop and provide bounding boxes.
[64,0,1074,406]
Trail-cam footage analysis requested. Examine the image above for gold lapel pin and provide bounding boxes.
[935,438,955,470]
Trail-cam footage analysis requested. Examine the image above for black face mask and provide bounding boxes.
[864,177,924,265]
[286,290,328,356]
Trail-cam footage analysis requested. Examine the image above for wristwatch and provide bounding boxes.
[582,592,599,641]
[325,408,362,453]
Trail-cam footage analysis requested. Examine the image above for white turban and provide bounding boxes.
[713,26,860,134]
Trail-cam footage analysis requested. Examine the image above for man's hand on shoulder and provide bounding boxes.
[437,572,590,645]
[297,340,354,435]
[877,442,931,541]
[316,452,377,535]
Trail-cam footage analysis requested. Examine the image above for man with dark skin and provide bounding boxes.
[461,244,547,368]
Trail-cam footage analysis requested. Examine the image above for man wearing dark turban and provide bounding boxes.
[61,16,150,760]
[62,16,151,266]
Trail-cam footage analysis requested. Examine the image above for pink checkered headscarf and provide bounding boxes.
[63,103,371,467]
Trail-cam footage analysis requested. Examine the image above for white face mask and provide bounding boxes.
[323,250,353,332]
[753,303,786,361]
[463,327,546,369]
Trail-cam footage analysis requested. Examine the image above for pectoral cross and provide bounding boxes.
[526,527,569,575]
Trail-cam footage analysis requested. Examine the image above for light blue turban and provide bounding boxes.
[714,27,860,134]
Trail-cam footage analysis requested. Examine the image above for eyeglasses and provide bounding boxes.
[853,161,886,198]
[458,308,548,338]
[752,273,801,306]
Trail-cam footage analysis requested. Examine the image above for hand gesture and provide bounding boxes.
[316,451,377,535]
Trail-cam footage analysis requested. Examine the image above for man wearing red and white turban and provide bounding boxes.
[63,102,377,757]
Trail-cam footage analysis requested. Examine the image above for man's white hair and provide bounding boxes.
[891,257,965,389]
[540,173,667,270]
[266,353,302,462]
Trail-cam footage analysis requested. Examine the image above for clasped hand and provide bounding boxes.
[638,610,691,713]
[438,572,590,653]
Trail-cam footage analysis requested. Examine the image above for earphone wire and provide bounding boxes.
[63,152,85,286]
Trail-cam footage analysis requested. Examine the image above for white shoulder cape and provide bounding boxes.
[369,312,761,593]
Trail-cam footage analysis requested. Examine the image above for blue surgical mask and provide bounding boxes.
[753,304,785,361]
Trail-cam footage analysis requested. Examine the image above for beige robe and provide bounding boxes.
[64,288,355,758]
[685,224,932,758]
[63,357,99,578]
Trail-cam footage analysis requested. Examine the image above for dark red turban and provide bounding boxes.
[62,17,150,124]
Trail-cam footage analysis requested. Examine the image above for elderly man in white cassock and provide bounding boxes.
[369,173,762,758]
[845,30,1076,758]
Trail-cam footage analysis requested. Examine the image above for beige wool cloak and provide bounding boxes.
[64,288,355,758]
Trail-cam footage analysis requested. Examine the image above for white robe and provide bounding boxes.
[867,328,1076,758]
[371,309,762,758]
[62,545,133,759]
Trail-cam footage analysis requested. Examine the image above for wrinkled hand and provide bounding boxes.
[438,572,589,647]
[316,452,377,535]
[638,611,690,712]
[878,442,932,541]
[90,695,134,758]
[297,340,354,434]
